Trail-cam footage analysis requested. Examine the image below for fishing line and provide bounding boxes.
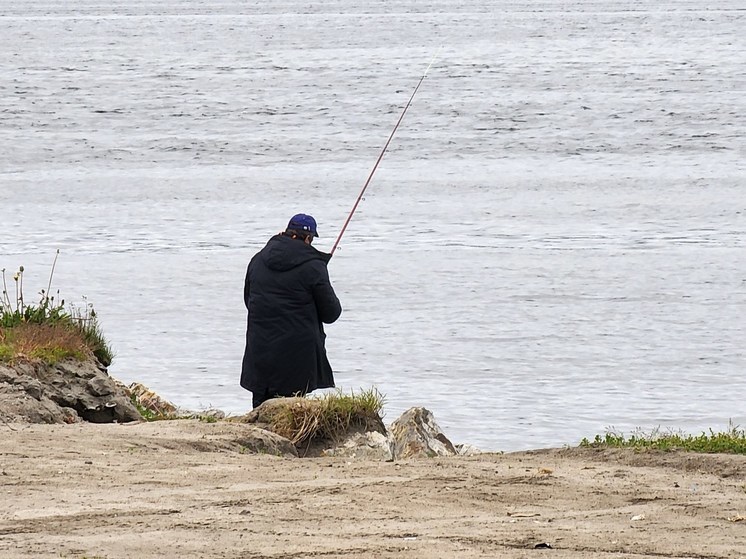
[330,49,440,257]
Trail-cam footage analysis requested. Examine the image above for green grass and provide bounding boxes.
[580,422,746,454]
[29,346,87,364]
[1,257,114,367]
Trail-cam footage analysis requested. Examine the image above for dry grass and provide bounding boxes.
[0,322,92,364]
[254,389,386,446]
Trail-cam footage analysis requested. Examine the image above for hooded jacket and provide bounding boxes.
[240,233,342,397]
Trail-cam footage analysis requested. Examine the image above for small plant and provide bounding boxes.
[1,259,67,328]
[130,395,159,421]
[0,252,114,367]
[128,394,174,421]
[580,421,746,455]
[69,299,114,367]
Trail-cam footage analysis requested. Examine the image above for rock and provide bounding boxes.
[240,396,307,426]
[233,425,299,458]
[20,379,43,400]
[321,430,393,460]
[87,376,113,397]
[57,360,95,379]
[0,358,141,424]
[389,407,457,459]
[0,389,77,424]
[173,407,227,421]
[456,443,483,456]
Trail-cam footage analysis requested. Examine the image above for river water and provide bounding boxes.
[1,0,744,451]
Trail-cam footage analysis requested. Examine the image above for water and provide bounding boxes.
[1,0,744,451]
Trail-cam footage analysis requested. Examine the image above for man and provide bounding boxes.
[240,213,342,408]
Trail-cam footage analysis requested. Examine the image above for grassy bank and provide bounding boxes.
[580,423,746,455]
[0,256,113,366]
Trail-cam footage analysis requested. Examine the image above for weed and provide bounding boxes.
[129,394,171,421]
[580,421,746,454]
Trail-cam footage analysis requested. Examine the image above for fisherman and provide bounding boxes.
[240,214,342,408]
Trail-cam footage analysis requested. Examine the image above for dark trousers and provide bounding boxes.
[252,388,274,409]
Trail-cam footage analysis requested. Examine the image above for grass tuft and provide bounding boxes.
[580,422,746,455]
[69,302,114,367]
[0,256,114,367]
[260,388,385,446]
[129,394,171,421]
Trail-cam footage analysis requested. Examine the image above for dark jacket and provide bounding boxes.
[240,234,342,397]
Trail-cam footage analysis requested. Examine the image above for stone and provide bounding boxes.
[87,376,113,397]
[389,407,457,459]
[240,396,307,426]
[0,390,76,424]
[20,379,44,400]
[172,406,226,421]
[321,430,393,461]
[456,443,483,456]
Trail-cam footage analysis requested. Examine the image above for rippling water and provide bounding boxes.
[2,0,744,450]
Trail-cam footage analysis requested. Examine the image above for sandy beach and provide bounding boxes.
[1,420,744,559]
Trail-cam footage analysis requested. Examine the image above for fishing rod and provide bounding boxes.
[330,51,439,257]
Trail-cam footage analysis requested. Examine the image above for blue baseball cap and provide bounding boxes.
[287,213,319,237]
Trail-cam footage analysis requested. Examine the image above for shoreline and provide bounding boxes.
[1,420,744,558]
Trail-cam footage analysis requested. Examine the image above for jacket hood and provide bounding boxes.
[261,234,331,272]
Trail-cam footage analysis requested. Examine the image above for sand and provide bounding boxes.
[0,420,744,559]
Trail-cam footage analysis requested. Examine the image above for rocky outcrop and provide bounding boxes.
[0,364,478,460]
[0,359,141,424]
[239,400,467,460]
